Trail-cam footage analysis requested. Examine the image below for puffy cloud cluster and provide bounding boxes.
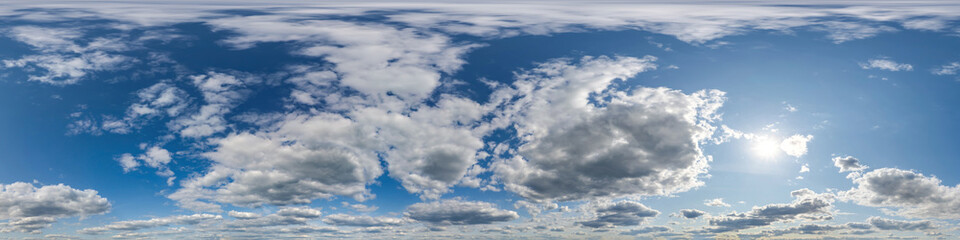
[404,200,518,225]
[168,113,384,211]
[491,56,724,201]
[706,189,834,233]
[841,168,960,219]
[579,201,660,228]
[0,182,110,234]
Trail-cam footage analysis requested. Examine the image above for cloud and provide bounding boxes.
[491,55,724,201]
[350,102,485,199]
[833,156,868,172]
[780,134,813,158]
[78,214,221,235]
[705,189,834,233]
[866,216,935,231]
[860,58,914,71]
[679,209,706,219]
[207,15,476,103]
[225,206,322,228]
[840,168,960,219]
[1,26,135,85]
[579,201,660,228]
[933,62,960,75]
[171,72,250,138]
[322,214,407,227]
[227,211,261,220]
[621,226,670,235]
[168,113,384,211]
[405,200,518,225]
[0,182,110,234]
[704,198,731,207]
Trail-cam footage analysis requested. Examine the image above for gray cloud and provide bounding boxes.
[405,200,518,225]
[226,206,322,228]
[491,56,724,201]
[679,209,706,219]
[78,214,221,235]
[833,156,868,172]
[579,201,660,228]
[841,168,960,219]
[706,189,834,233]
[867,216,935,231]
[621,226,670,235]
[322,214,407,227]
[0,182,110,234]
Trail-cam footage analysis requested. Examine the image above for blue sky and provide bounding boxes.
[2,1,960,239]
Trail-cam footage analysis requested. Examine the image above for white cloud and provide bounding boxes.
[932,62,960,75]
[704,198,731,207]
[0,182,110,234]
[800,164,810,173]
[780,134,813,158]
[491,55,724,201]
[1,26,135,85]
[405,199,518,225]
[840,167,960,219]
[171,72,249,138]
[859,58,914,71]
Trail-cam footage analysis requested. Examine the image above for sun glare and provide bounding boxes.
[752,137,781,158]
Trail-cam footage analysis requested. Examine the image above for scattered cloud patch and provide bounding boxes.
[860,58,913,71]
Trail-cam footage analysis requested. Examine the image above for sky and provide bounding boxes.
[1,1,960,239]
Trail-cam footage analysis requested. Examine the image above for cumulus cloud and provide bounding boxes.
[833,156,868,172]
[704,198,731,207]
[780,134,813,158]
[860,58,914,71]
[705,189,834,233]
[0,182,110,234]
[322,214,406,227]
[491,55,724,201]
[678,209,706,219]
[840,168,960,219]
[168,113,384,211]
[405,200,518,225]
[78,213,221,235]
[579,201,660,228]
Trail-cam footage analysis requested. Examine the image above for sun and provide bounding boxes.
[751,137,781,158]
